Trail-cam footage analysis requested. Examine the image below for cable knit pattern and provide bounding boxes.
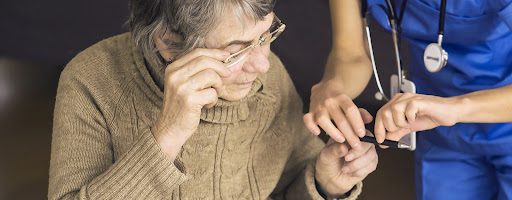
[48,33,362,200]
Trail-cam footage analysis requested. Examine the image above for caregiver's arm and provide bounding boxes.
[457,84,512,123]
[323,0,372,98]
[373,84,512,143]
[304,0,373,148]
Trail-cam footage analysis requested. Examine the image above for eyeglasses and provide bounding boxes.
[223,15,286,68]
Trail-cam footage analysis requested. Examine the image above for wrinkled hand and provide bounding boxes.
[374,93,460,143]
[304,80,372,149]
[315,138,378,196]
[152,48,231,159]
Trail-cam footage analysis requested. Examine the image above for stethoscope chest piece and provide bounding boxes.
[423,43,448,72]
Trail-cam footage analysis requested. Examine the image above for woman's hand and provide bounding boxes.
[314,103,377,197]
[152,48,231,160]
[315,138,378,197]
[374,93,461,143]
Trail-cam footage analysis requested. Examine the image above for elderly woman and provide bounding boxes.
[48,0,378,199]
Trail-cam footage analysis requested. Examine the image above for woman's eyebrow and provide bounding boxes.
[220,39,253,48]
[218,18,274,49]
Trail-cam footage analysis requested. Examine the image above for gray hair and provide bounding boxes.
[128,0,276,67]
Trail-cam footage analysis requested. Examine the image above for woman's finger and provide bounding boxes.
[173,55,232,80]
[186,69,223,92]
[350,152,378,177]
[194,88,219,107]
[344,142,373,162]
[319,141,350,164]
[342,145,377,173]
[169,48,229,71]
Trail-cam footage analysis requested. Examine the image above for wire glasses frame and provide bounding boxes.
[223,15,286,67]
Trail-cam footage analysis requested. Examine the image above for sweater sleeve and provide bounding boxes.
[268,56,362,200]
[48,64,188,199]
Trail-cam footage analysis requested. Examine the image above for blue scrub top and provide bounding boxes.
[367,0,512,155]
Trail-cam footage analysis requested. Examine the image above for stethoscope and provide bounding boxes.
[362,0,448,101]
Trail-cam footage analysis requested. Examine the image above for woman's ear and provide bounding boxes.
[154,29,182,62]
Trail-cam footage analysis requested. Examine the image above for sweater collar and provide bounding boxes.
[199,79,263,123]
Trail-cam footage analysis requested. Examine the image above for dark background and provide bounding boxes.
[0,0,414,199]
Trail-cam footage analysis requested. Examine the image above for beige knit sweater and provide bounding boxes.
[49,33,362,200]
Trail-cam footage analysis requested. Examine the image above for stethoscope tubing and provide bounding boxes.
[361,0,447,101]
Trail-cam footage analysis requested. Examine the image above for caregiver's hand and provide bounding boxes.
[304,81,373,149]
[374,93,461,143]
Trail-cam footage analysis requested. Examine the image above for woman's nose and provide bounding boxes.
[241,46,270,74]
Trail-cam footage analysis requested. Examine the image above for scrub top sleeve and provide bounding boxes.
[498,1,512,30]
